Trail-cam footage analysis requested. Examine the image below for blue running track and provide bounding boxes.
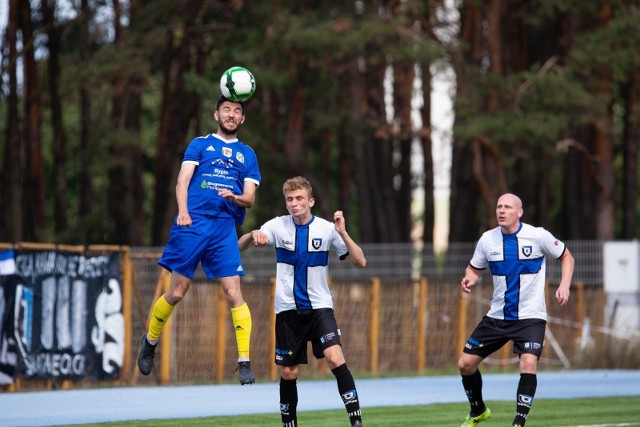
[1,370,639,426]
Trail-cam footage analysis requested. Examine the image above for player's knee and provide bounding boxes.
[166,277,190,304]
[165,288,187,305]
[519,355,538,373]
[281,366,298,380]
[457,356,478,375]
[324,347,346,369]
[225,287,244,306]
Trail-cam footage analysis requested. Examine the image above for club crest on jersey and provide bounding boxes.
[522,245,532,257]
[222,147,232,157]
[312,238,322,249]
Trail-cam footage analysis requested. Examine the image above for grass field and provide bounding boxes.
[59,396,640,426]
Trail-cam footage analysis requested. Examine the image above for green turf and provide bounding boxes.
[55,396,640,426]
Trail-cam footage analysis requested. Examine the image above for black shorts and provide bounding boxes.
[462,316,546,359]
[275,308,342,366]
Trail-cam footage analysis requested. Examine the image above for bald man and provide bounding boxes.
[458,193,574,427]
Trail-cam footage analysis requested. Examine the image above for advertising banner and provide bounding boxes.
[0,249,124,384]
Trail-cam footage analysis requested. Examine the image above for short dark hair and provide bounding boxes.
[217,96,245,112]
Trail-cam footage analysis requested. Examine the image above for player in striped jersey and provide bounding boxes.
[458,193,574,427]
[239,176,366,427]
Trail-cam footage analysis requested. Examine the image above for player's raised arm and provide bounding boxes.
[238,230,269,251]
[556,248,574,306]
[334,211,366,268]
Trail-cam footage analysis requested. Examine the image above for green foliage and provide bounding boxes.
[455,67,594,147]
[2,0,638,243]
[568,8,640,83]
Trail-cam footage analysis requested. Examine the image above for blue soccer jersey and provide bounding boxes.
[183,133,260,224]
[260,215,349,313]
[469,222,566,321]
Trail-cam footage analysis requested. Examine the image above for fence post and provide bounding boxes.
[369,277,380,375]
[215,285,227,383]
[417,277,428,372]
[121,246,133,382]
[457,292,468,358]
[575,282,584,343]
[269,277,277,381]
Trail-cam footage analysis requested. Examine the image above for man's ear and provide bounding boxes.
[214,111,219,121]
[309,197,315,207]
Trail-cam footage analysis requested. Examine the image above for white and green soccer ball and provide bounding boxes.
[220,66,256,102]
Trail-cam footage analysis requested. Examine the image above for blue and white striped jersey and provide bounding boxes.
[470,222,566,321]
[260,215,348,314]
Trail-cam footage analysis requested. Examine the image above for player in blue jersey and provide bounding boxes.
[239,176,367,427]
[458,193,574,427]
[137,96,261,385]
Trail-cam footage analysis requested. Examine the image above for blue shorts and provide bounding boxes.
[158,214,244,280]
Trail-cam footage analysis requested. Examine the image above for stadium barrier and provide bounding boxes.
[1,241,639,392]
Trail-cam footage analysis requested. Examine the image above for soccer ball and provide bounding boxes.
[220,66,256,102]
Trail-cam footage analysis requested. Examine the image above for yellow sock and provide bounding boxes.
[148,295,175,341]
[231,303,252,359]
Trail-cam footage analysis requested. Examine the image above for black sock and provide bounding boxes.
[279,377,298,427]
[462,369,486,416]
[514,373,537,426]
[332,363,362,424]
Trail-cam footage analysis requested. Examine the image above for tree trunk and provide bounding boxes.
[107,0,132,245]
[393,61,415,242]
[449,0,485,241]
[1,0,23,242]
[419,62,434,244]
[357,63,390,243]
[78,0,93,236]
[21,0,47,241]
[592,2,615,240]
[152,21,204,245]
[42,0,69,234]
[621,71,639,238]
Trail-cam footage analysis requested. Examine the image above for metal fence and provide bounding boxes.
[242,240,604,284]
[126,240,637,387]
[4,240,638,392]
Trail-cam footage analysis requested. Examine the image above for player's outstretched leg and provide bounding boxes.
[235,361,255,385]
[511,373,537,427]
[280,377,298,427]
[138,294,175,375]
[461,369,490,426]
[461,407,491,427]
[332,364,363,426]
[231,302,255,384]
[137,334,157,375]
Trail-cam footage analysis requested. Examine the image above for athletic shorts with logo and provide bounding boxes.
[158,214,244,279]
[275,308,342,366]
[463,315,546,359]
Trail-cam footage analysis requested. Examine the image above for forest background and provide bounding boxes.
[1,0,638,247]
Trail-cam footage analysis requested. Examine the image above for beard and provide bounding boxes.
[218,120,240,137]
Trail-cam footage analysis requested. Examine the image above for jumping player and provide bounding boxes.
[137,96,261,385]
